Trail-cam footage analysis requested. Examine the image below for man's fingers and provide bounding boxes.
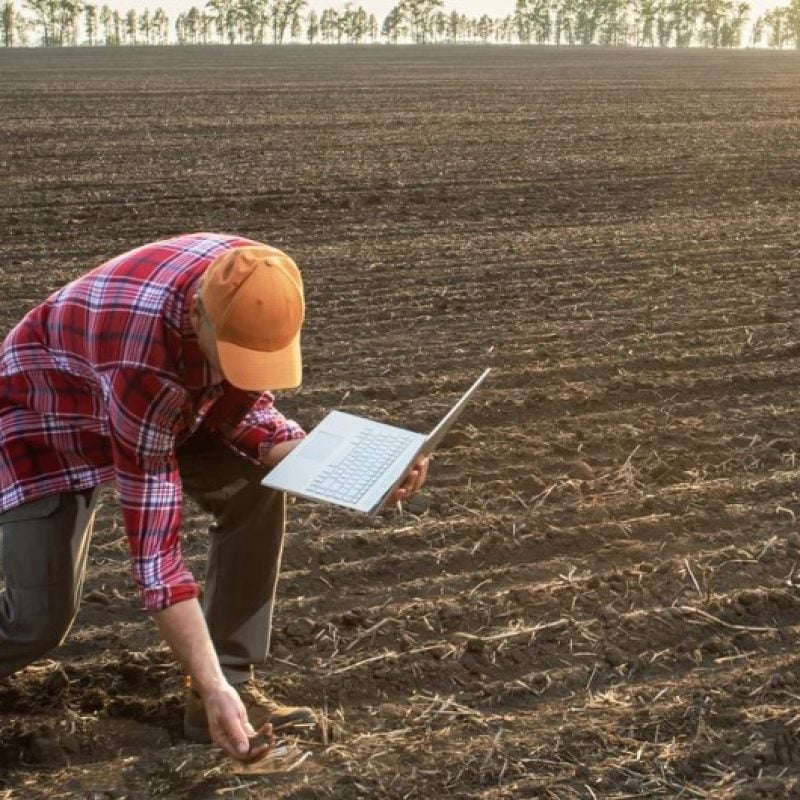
[213,715,250,759]
[397,472,416,499]
[219,733,249,760]
[216,714,276,763]
[388,457,432,504]
[244,739,273,763]
[408,458,429,494]
[419,457,430,484]
[394,457,430,501]
[242,723,275,763]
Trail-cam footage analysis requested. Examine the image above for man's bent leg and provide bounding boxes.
[177,432,286,684]
[0,489,100,680]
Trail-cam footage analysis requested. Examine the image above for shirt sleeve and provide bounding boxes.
[205,387,306,464]
[107,368,200,612]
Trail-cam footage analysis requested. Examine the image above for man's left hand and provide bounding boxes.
[390,456,430,504]
[263,438,303,467]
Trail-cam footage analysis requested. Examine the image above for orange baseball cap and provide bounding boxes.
[201,245,304,391]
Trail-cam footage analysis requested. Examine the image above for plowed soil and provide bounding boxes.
[1,44,800,799]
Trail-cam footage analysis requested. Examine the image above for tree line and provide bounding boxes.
[2,0,799,47]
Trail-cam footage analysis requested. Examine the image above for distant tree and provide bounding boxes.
[125,7,136,41]
[138,6,150,41]
[497,13,515,39]
[464,16,478,40]
[367,10,377,38]
[175,9,185,39]
[234,0,264,43]
[25,0,53,44]
[290,7,302,38]
[399,0,442,42]
[445,8,460,39]
[698,0,728,45]
[381,4,404,40]
[111,7,121,41]
[597,0,629,44]
[341,2,368,41]
[750,11,763,42]
[205,0,232,42]
[573,0,599,43]
[98,2,109,40]
[632,0,659,44]
[514,0,531,39]
[656,8,673,44]
[3,1,28,42]
[429,8,444,39]
[24,0,84,45]
[763,5,789,45]
[197,8,211,39]
[319,7,339,41]
[669,0,700,45]
[268,0,284,40]
[14,7,28,41]
[474,12,492,39]
[188,5,202,40]
[271,0,306,42]
[459,14,470,38]
[306,7,318,40]
[722,1,749,45]
[515,0,553,42]
[340,1,353,37]
[57,0,79,44]
[288,0,307,39]
[68,0,84,43]
[152,5,168,41]
[176,5,204,41]
[552,0,574,43]
[84,1,98,41]
[787,0,800,46]
[1,0,15,44]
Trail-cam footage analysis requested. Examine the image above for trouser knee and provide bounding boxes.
[0,489,98,680]
[28,603,78,651]
[0,593,78,678]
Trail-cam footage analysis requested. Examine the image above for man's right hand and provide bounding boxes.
[152,599,274,762]
[203,685,275,761]
[203,683,256,760]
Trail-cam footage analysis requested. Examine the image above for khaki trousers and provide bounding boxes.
[0,430,286,684]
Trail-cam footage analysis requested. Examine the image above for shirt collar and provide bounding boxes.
[181,279,221,392]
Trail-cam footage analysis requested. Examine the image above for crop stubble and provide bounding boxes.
[1,44,800,798]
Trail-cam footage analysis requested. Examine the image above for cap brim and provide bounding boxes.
[216,335,302,392]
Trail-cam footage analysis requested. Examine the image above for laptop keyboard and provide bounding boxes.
[307,427,418,505]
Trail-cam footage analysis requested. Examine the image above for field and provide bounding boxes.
[1,43,800,799]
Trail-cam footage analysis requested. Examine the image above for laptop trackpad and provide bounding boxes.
[296,430,345,462]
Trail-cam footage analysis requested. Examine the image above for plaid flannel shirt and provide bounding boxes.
[0,233,305,611]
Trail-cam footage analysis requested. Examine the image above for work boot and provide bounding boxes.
[183,679,318,744]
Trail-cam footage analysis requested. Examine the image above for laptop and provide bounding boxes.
[261,368,491,515]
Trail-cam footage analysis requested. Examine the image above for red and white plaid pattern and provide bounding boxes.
[0,233,305,610]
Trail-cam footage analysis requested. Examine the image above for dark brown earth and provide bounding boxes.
[1,43,800,799]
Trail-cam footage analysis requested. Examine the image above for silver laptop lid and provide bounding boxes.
[422,368,491,455]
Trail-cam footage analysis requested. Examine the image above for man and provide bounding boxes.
[0,232,428,762]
